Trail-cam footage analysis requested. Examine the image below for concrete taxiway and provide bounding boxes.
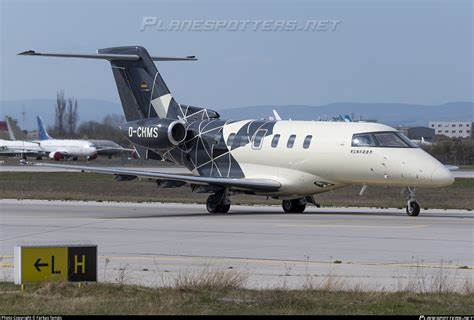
[0,200,472,291]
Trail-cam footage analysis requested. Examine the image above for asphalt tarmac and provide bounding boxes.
[1,200,472,291]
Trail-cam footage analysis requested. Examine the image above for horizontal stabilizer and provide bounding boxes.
[18,50,197,61]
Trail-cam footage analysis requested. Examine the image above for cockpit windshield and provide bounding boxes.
[351,133,376,147]
[352,131,418,148]
[374,132,409,147]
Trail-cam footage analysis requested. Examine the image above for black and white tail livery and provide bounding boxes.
[98,46,181,121]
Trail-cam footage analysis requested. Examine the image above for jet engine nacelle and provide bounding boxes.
[49,151,64,161]
[120,118,187,150]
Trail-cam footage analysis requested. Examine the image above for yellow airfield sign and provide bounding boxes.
[14,244,97,284]
[21,247,68,282]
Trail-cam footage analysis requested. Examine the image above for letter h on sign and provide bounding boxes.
[68,246,97,282]
[75,255,86,274]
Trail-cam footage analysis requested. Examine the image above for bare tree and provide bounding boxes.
[423,139,474,165]
[54,90,67,135]
[76,113,129,146]
[66,97,79,137]
[103,113,125,127]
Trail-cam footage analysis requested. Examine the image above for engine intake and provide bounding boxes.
[49,151,63,161]
[168,120,186,145]
[120,118,186,150]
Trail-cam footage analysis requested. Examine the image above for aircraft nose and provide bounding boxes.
[431,166,454,186]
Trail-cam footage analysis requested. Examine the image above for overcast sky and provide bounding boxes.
[1,0,472,110]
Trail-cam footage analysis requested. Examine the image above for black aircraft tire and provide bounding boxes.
[206,195,220,214]
[282,200,294,213]
[406,201,420,216]
[282,199,306,213]
[295,203,306,213]
[219,204,231,214]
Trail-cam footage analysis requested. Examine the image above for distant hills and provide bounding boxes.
[218,102,474,127]
[1,99,472,130]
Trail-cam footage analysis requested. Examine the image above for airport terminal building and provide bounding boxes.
[429,121,472,139]
[398,126,435,141]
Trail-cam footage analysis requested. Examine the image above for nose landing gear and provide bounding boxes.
[206,189,231,214]
[404,187,420,216]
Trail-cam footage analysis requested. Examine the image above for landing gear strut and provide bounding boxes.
[404,187,420,217]
[282,198,306,213]
[206,189,231,214]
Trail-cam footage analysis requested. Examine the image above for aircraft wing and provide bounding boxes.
[34,163,281,192]
[445,165,459,171]
[0,146,43,153]
[95,147,136,152]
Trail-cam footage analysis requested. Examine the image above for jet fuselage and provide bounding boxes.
[152,119,453,197]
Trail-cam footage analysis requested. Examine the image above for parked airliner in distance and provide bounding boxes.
[0,116,97,160]
[20,47,454,216]
[1,116,44,158]
[35,116,98,161]
[36,116,130,160]
[0,139,44,158]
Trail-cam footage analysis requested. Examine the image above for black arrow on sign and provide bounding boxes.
[34,258,48,272]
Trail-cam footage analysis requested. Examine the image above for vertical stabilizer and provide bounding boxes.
[37,116,53,140]
[98,46,183,121]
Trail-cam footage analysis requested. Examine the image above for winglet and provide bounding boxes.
[272,109,282,121]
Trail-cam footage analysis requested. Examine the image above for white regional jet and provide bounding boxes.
[20,47,454,216]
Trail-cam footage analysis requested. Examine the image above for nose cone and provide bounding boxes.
[431,166,455,186]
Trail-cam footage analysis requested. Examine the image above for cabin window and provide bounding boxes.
[287,135,296,148]
[240,134,249,147]
[252,129,267,149]
[303,135,312,149]
[351,133,376,147]
[271,134,280,148]
[227,133,236,146]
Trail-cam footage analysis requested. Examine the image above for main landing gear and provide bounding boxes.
[281,196,319,213]
[206,189,231,214]
[282,198,307,213]
[404,187,420,217]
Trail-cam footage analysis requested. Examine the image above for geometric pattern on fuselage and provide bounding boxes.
[158,113,276,178]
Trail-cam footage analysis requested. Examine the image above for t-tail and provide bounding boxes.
[19,47,219,160]
[37,116,53,140]
[19,47,197,122]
